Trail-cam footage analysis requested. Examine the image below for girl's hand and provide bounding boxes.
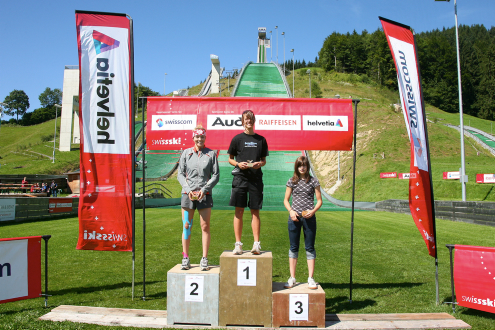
[303,209,315,218]
[197,190,204,200]
[290,210,299,221]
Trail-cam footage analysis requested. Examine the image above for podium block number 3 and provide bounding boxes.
[237,259,257,286]
[185,275,204,302]
[289,294,308,321]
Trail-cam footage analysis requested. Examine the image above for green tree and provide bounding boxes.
[39,87,62,108]
[3,90,30,123]
[311,80,322,98]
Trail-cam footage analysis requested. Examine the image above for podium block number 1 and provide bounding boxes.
[185,275,204,302]
[237,259,256,286]
[289,294,308,321]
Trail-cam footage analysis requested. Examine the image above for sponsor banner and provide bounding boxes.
[381,17,436,257]
[147,97,354,151]
[380,172,397,178]
[0,236,42,304]
[151,115,196,131]
[399,173,417,179]
[476,174,495,184]
[76,11,133,251]
[48,198,73,213]
[443,171,460,180]
[0,199,16,221]
[256,115,300,131]
[454,245,495,314]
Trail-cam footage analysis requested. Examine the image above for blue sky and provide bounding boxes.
[0,0,493,121]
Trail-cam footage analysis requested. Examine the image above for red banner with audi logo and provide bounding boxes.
[146,97,354,151]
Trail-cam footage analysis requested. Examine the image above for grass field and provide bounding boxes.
[1,208,495,329]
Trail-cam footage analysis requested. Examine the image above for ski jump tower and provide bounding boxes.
[257,27,269,63]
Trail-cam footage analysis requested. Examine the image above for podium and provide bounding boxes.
[166,264,220,326]
[272,282,326,328]
[218,250,272,327]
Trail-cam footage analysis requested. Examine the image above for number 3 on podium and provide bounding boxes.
[289,294,308,321]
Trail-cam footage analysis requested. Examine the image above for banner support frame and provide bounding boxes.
[446,244,456,313]
[413,29,439,305]
[141,96,147,301]
[126,13,136,301]
[349,99,359,304]
[41,235,52,307]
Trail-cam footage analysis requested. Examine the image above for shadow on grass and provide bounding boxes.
[319,281,425,290]
[144,290,167,299]
[48,281,161,296]
[321,282,426,313]
[325,295,376,313]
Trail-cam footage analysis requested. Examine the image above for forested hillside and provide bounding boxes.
[316,25,495,120]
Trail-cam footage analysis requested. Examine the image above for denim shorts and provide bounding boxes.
[288,214,316,259]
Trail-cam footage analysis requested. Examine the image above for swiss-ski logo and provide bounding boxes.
[93,30,120,54]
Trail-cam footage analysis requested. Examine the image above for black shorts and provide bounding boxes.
[229,176,264,210]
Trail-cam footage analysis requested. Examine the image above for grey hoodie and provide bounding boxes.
[177,147,220,194]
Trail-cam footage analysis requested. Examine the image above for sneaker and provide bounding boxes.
[233,242,243,255]
[200,257,209,271]
[181,257,190,270]
[284,277,296,289]
[308,277,317,289]
[251,241,261,255]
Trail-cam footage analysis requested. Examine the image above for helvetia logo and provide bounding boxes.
[93,30,120,54]
[336,119,343,127]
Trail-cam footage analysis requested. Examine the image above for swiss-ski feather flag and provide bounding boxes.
[380,17,436,257]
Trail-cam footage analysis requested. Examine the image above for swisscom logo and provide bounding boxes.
[92,30,120,54]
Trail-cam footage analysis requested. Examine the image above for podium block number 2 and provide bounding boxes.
[289,294,308,321]
[237,259,257,286]
[185,275,204,302]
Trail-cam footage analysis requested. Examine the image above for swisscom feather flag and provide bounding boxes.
[380,17,437,257]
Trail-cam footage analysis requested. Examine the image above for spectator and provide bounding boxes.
[21,177,28,193]
[50,180,58,197]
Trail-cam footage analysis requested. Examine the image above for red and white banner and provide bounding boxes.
[443,171,460,180]
[454,245,495,314]
[476,174,495,184]
[380,172,397,178]
[0,236,41,304]
[381,17,436,257]
[48,198,73,213]
[146,97,354,151]
[399,173,417,179]
[76,11,133,251]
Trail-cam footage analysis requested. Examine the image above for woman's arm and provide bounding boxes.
[176,151,191,193]
[284,186,298,221]
[201,151,220,194]
[303,186,323,218]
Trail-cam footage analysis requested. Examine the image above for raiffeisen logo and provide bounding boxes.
[156,118,164,128]
[92,30,120,54]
